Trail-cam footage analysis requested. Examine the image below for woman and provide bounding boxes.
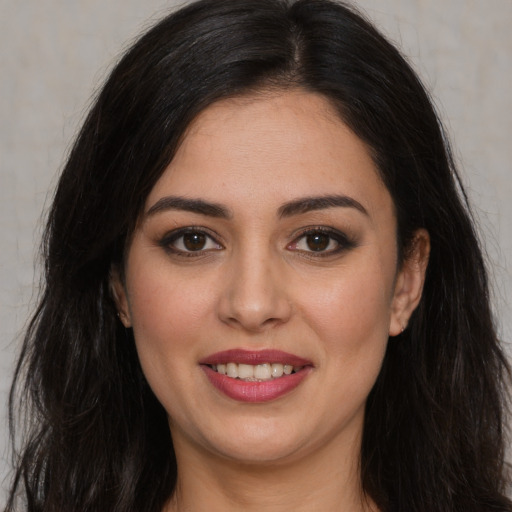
[5,0,511,511]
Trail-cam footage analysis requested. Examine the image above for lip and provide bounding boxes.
[199,349,312,367]
[199,349,313,403]
[202,365,312,403]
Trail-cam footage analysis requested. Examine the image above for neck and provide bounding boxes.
[164,424,377,512]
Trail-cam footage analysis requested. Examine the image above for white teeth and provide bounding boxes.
[238,364,254,379]
[271,363,284,378]
[211,362,304,380]
[226,362,238,378]
[254,363,272,380]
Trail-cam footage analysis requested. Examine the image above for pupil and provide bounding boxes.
[183,233,206,251]
[306,233,329,251]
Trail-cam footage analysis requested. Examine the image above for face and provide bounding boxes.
[113,90,428,467]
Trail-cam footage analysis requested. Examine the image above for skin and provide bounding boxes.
[112,90,429,512]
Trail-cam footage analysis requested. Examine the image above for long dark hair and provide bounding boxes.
[5,1,511,511]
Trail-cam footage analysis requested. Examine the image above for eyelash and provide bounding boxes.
[158,226,355,258]
[287,227,356,257]
[159,227,223,257]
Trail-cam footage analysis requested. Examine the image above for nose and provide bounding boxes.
[217,249,292,333]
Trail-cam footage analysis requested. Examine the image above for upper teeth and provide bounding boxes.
[212,363,302,381]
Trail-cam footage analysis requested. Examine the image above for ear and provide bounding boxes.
[389,229,430,336]
[109,266,132,328]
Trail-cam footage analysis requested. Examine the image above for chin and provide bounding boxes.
[181,414,313,465]
[211,437,307,466]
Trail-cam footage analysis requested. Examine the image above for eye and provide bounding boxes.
[287,228,353,255]
[160,228,223,255]
[298,232,336,252]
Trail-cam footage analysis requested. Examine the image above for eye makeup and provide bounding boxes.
[157,223,358,261]
[287,226,357,257]
[158,226,224,257]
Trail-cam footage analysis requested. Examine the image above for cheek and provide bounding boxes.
[304,264,394,337]
[312,274,391,407]
[125,267,214,419]
[299,260,393,381]
[125,259,216,370]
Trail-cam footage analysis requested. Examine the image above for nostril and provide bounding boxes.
[216,265,293,330]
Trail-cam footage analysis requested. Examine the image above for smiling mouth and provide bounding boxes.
[208,363,304,381]
[201,351,312,402]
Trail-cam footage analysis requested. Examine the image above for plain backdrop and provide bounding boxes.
[1,0,511,502]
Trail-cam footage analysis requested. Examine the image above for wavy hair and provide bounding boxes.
[5,1,511,511]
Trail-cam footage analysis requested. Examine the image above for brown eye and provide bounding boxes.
[161,228,223,255]
[305,233,330,252]
[287,228,353,256]
[183,232,207,251]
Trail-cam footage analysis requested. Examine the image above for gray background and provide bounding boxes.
[1,0,511,501]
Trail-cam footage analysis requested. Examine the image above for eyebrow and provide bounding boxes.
[146,196,231,218]
[146,193,368,219]
[278,194,368,218]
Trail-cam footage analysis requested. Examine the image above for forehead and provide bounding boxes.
[145,90,393,222]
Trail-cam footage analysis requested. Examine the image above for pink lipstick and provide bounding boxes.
[200,349,313,403]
